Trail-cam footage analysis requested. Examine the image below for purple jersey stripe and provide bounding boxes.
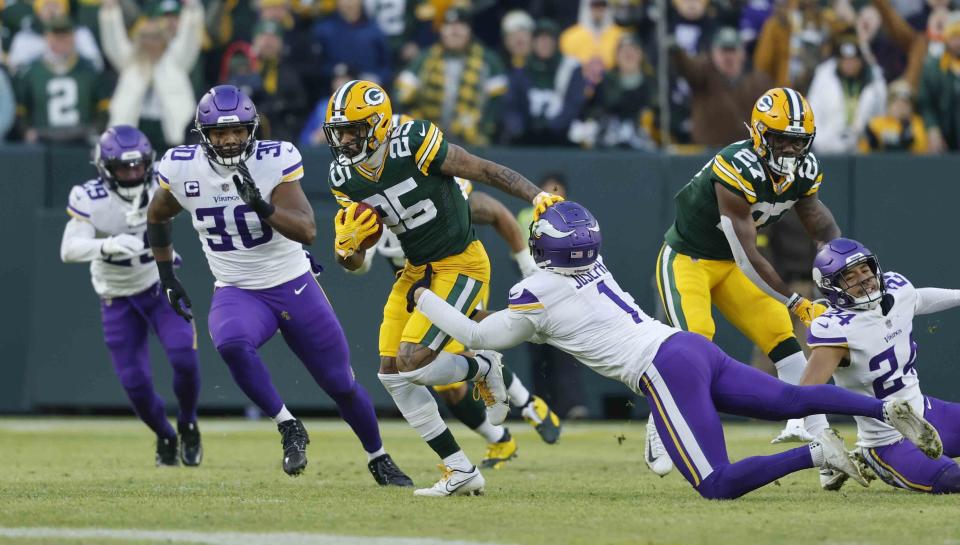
[157,171,170,184]
[508,289,540,306]
[807,332,848,345]
[282,161,303,176]
[67,205,90,218]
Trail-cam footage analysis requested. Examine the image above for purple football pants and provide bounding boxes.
[861,396,960,493]
[639,332,886,499]
[208,271,382,454]
[101,283,200,440]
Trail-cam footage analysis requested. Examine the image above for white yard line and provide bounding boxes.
[0,527,513,545]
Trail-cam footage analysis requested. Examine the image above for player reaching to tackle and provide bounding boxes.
[61,125,202,467]
[650,87,841,480]
[146,85,412,486]
[324,80,562,496]
[801,239,960,493]
[410,201,943,500]
[354,177,562,469]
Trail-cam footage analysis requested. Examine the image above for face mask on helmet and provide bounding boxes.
[97,150,155,201]
[197,120,258,167]
[760,129,813,180]
[324,116,380,166]
[815,255,884,310]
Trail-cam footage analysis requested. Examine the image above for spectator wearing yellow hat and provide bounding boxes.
[859,79,928,153]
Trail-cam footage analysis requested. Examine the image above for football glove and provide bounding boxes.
[406,264,433,312]
[100,233,144,257]
[334,202,380,258]
[787,293,827,327]
[158,260,192,322]
[233,161,275,218]
[532,192,564,220]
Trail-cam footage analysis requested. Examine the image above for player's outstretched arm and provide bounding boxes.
[469,191,539,277]
[261,181,316,245]
[915,287,960,315]
[794,195,841,247]
[800,346,847,386]
[414,287,536,351]
[147,187,192,322]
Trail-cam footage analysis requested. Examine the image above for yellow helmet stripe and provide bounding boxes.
[783,87,805,131]
[332,79,360,113]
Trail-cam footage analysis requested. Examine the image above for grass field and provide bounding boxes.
[1,417,958,545]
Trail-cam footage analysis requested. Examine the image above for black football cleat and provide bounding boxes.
[278,419,310,476]
[178,421,203,467]
[368,453,414,487]
[156,435,179,467]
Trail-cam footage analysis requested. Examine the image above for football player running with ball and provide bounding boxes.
[61,125,202,467]
[354,177,562,469]
[146,85,412,486]
[650,88,842,481]
[801,239,960,493]
[410,201,943,500]
[324,80,563,496]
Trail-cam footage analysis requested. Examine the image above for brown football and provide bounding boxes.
[353,202,383,252]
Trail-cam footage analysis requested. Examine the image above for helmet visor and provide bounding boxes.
[766,130,813,159]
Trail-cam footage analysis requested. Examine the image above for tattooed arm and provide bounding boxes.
[440,143,541,202]
[794,195,841,247]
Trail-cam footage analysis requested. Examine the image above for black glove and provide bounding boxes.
[233,161,275,218]
[158,260,192,322]
[406,264,433,313]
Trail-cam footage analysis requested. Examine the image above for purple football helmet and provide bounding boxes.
[95,125,154,202]
[529,201,602,274]
[195,85,259,166]
[812,238,884,310]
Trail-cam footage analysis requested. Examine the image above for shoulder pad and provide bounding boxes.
[507,282,545,313]
[712,144,763,204]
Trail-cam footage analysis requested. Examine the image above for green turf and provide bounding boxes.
[1,418,957,545]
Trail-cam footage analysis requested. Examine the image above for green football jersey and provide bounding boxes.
[664,139,823,260]
[14,56,107,131]
[328,118,475,266]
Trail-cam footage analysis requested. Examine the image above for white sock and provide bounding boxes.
[506,372,532,408]
[272,405,295,424]
[398,352,473,386]
[809,441,825,467]
[378,373,447,441]
[775,351,829,435]
[474,419,506,443]
[366,447,386,462]
[442,450,472,472]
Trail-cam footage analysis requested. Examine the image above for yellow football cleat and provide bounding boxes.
[481,432,517,469]
[522,395,562,444]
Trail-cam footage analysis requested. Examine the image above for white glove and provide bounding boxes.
[101,233,144,257]
[514,249,539,277]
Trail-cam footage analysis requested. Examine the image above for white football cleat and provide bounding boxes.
[814,429,868,487]
[819,467,848,491]
[771,418,814,444]
[882,400,942,459]
[413,465,485,497]
[474,351,509,425]
[644,417,673,477]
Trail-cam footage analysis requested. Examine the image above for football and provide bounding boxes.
[353,202,383,251]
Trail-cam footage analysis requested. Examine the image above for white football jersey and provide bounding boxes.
[157,141,310,289]
[808,271,923,447]
[507,258,678,393]
[66,178,157,297]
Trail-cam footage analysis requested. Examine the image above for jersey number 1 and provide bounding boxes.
[598,280,642,324]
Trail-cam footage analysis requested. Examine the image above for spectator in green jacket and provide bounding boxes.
[919,12,960,152]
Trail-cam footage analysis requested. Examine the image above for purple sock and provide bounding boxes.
[327,382,383,454]
[169,348,201,425]
[216,340,284,417]
[696,446,813,500]
[124,382,177,439]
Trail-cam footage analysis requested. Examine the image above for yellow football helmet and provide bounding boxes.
[748,87,816,181]
[324,80,393,166]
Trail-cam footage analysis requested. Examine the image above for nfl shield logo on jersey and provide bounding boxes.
[221,183,230,192]
[185,181,200,197]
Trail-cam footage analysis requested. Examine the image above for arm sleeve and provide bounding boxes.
[417,290,537,351]
[914,287,960,315]
[166,0,205,69]
[98,3,133,68]
[60,218,102,263]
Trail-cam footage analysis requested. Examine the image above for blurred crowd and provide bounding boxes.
[2,0,960,154]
